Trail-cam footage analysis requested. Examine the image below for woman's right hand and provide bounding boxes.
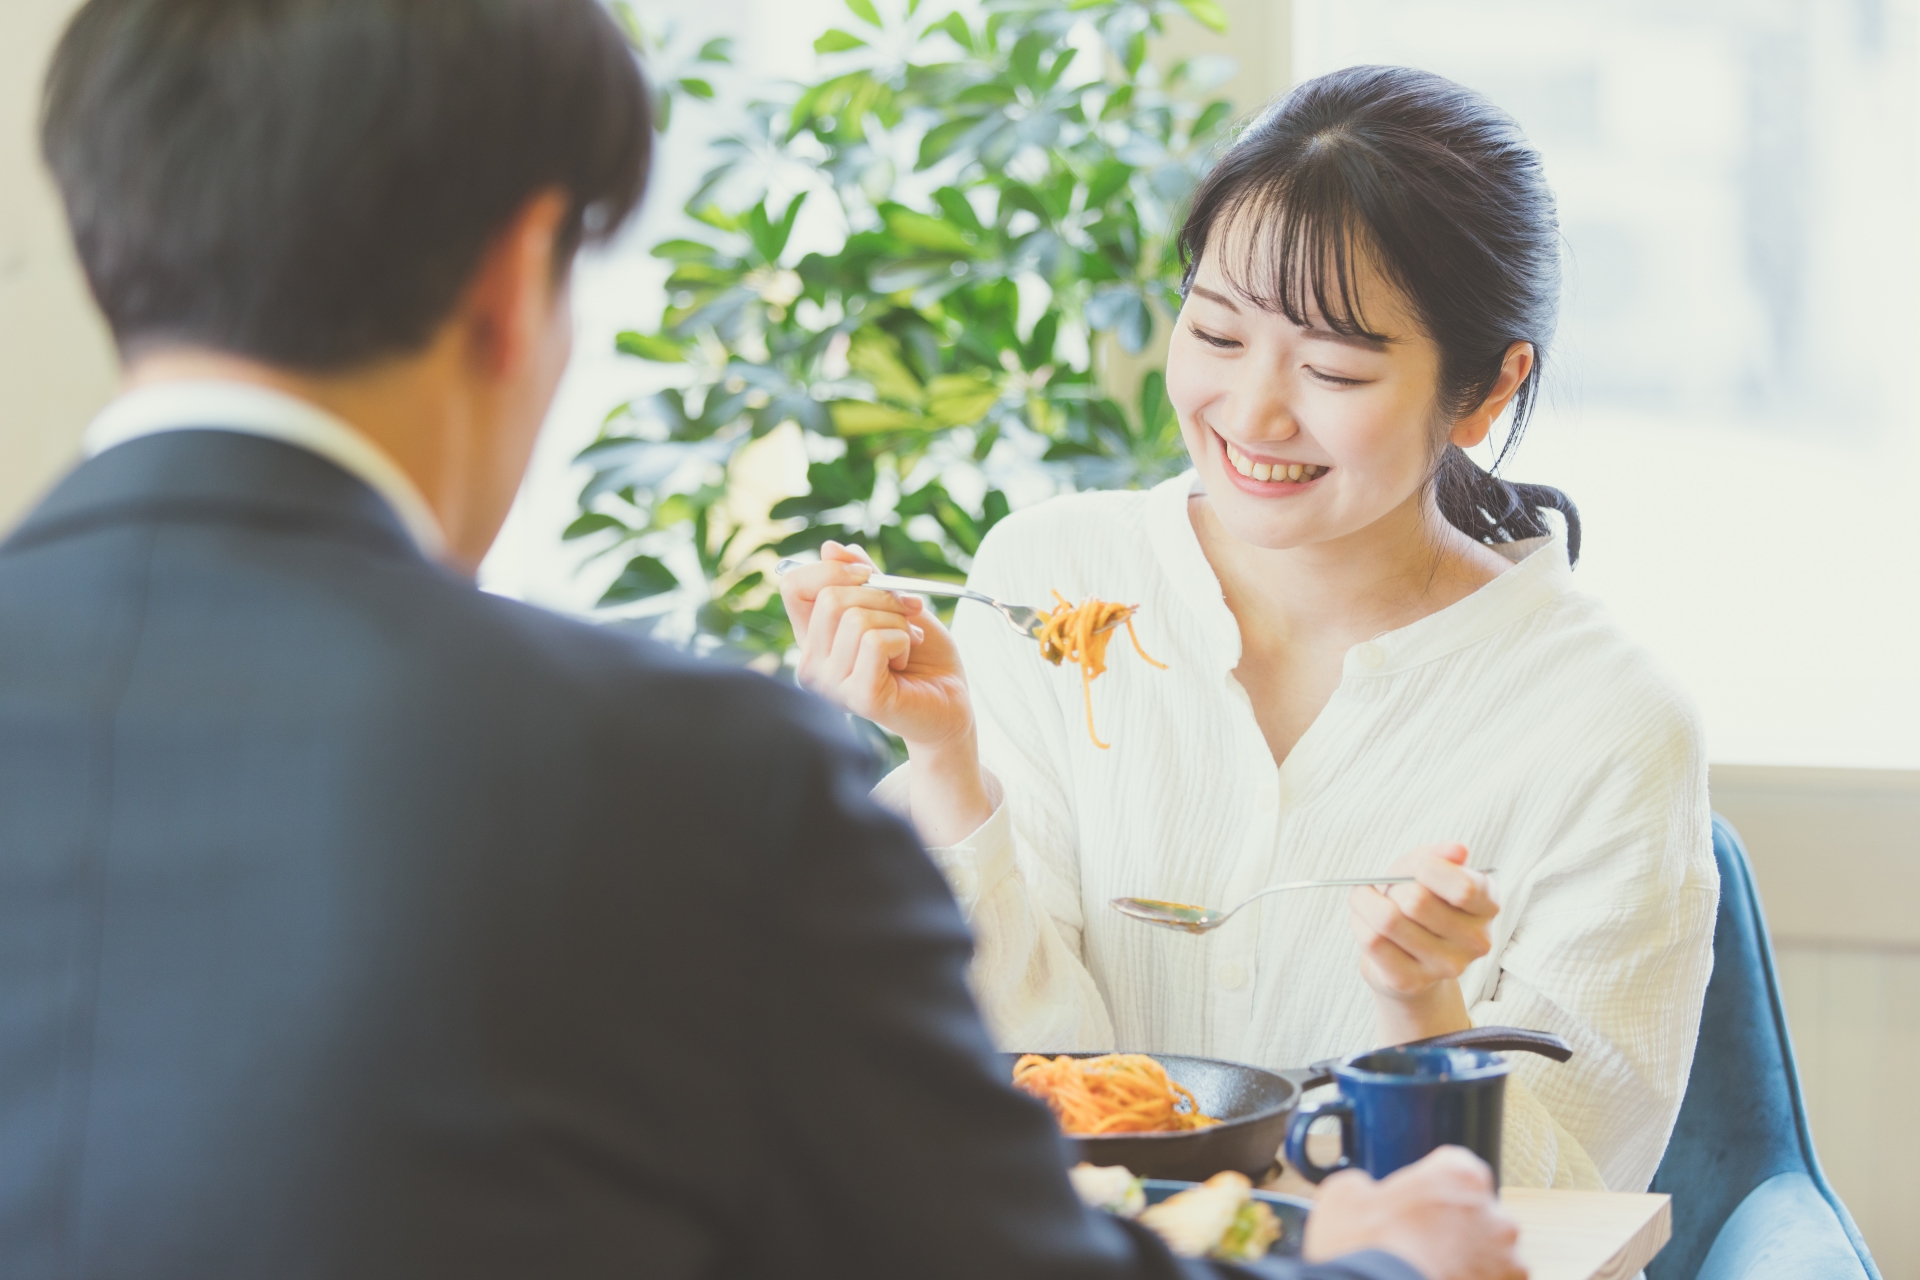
[779,542,997,845]
[779,541,973,752]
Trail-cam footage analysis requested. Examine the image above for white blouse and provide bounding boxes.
[876,471,1717,1193]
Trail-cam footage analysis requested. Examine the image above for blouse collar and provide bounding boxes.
[1144,470,1574,676]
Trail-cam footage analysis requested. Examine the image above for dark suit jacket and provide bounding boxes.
[0,429,1419,1280]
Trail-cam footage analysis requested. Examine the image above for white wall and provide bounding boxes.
[0,0,117,531]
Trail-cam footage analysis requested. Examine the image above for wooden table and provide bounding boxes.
[1265,1163,1671,1280]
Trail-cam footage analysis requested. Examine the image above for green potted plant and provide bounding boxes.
[573,0,1236,676]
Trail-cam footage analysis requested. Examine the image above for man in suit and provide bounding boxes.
[0,1,1526,1277]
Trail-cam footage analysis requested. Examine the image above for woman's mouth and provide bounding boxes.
[1221,436,1328,485]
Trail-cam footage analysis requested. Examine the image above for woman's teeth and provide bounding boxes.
[1225,441,1325,483]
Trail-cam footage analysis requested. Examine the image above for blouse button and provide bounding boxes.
[948,865,979,900]
[1355,642,1385,669]
[1216,962,1248,990]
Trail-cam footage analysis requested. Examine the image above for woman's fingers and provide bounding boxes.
[1349,883,1488,987]
[798,584,917,673]
[847,626,913,711]
[777,541,881,641]
[1402,850,1500,917]
[1348,906,1431,994]
[821,539,874,568]
[1388,883,1495,955]
[798,599,915,693]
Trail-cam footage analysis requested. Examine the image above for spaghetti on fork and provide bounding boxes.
[1036,595,1168,748]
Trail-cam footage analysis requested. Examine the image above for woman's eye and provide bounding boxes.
[1306,366,1364,387]
[1187,323,1240,349]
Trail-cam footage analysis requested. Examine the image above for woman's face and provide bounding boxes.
[1165,228,1446,552]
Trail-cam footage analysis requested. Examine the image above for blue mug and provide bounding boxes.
[1283,1047,1508,1187]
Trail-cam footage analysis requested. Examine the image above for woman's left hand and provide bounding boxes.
[1348,843,1501,1044]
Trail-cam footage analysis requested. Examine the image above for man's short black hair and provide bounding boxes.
[42,0,652,371]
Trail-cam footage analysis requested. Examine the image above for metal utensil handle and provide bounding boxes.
[1290,1023,1573,1091]
[1239,865,1498,912]
[772,559,996,608]
[1396,1025,1573,1063]
[862,572,993,606]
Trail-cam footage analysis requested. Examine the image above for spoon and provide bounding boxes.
[773,556,1129,642]
[1112,872,1498,935]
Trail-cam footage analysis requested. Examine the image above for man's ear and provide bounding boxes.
[1449,341,1534,449]
[459,189,571,379]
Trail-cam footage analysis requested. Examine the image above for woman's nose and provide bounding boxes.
[1212,375,1300,444]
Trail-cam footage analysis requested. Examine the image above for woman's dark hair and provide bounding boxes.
[42,0,652,372]
[1179,65,1581,562]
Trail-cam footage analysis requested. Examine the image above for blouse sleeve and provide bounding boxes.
[1468,696,1718,1192]
[869,524,1115,1053]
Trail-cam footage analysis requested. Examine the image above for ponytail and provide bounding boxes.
[1434,446,1581,565]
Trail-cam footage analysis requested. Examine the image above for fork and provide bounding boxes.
[773,557,1124,640]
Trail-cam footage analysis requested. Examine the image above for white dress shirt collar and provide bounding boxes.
[83,379,448,561]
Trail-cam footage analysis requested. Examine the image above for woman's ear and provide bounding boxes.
[1449,341,1534,449]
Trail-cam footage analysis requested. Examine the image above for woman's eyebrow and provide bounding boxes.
[1299,325,1392,353]
[1189,285,1241,312]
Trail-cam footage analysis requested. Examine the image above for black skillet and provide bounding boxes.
[1013,1025,1572,1182]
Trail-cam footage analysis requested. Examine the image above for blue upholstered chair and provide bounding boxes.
[1646,815,1879,1280]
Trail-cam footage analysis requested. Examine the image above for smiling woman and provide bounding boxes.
[777,65,1718,1195]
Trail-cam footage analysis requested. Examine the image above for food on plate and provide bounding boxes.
[1067,1166,1283,1262]
[1068,1162,1146,1218]
[1138,1171,1284,1261]
[1035,594,1167,749]
[1012,1052,1218,1135]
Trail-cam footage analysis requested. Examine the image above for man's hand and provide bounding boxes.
[1303,1147,1526,1280]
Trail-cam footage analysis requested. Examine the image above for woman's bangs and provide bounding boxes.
[1207,177,1391,344]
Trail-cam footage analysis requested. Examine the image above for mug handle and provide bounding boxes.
[1284,1097,1356,1184]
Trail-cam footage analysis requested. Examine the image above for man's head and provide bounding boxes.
[41,0,652,568]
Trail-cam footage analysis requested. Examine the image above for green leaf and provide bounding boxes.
[689,204,747,233]
[1044,47,1078,90]
[615,330,686,362]
[814,28,868,53]
[1176,0,1231,33]
[847,329,925,405]
[933,187,984,236]
[563,512,628,541]
[653,493,696,529]
[925,372,1000,427]
[1008,31,1047,87]
[1139,370,1173,434]
[1086,158,1133,208]
[845,0,881,26]
[917,115,986,167]
[881,206,974,255]
[931,11,973,51]
[677,78,715,100]
[600,555,681,605]
[770,494,835,520]
[1192,98,1234,140]
[981,489,1010,534]
[830,401,922,435]
[696,36,734,63]
[650,238,717,262]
